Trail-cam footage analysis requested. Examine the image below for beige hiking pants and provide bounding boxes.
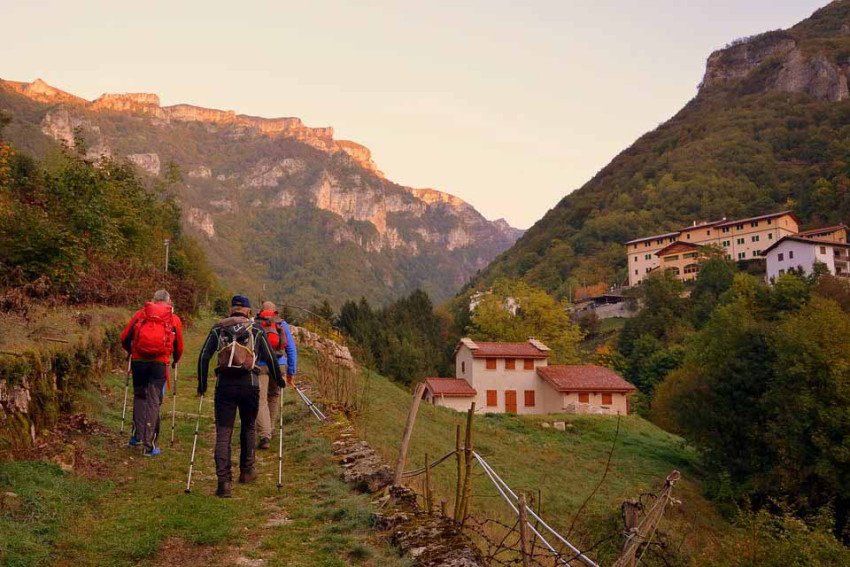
[256,365,282,440]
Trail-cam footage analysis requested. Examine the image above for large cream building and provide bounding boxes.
[626,211,801,286]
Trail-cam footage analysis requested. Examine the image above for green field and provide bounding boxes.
[352,369,740,565]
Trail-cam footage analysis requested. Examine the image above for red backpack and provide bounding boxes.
[133,302,175,359]
[257,310,287,352]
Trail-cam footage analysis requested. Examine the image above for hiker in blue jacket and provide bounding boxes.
[255,301,297,449]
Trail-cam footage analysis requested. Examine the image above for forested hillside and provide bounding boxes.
[0,79,521,307]
[0,111,216,311]
[468,1,850,297]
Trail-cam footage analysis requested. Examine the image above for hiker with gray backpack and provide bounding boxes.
[196,294,285,498]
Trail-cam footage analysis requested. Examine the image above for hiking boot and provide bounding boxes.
[257,437,271,450]
[215,480,232,498]
[238,468,257,484]
[143,447,161,457]
[128,436,140,447]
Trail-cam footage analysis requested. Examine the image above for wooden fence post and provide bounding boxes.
[518,493,531,567]
[394,382,426,486]
[454,424,463,520]
[424,452,433,514]
[459,402,476,525]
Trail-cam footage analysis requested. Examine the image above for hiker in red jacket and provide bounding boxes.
[120,289,184,456]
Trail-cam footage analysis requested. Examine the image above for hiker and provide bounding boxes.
[255,301,297,450]
[120,289,184,456]
[197,294,285,498]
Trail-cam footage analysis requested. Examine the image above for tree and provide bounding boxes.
[468,280,583,363]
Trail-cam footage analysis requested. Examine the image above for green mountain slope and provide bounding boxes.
[0,79,522,307]
[468,1,850,297]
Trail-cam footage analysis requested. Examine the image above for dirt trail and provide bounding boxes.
[5,321,408,567]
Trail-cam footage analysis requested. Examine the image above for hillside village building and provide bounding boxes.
[763,230,850,281]
[422,339,635,416]
[626,211,800,286]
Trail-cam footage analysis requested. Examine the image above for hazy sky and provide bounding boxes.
[0,0,828,227]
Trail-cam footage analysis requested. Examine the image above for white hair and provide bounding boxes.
[152,289,171,303]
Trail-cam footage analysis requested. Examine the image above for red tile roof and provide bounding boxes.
[762,235,850,255]
[797,224,848,237]
[655,240,701,257]
[537,365,636,393]
[466,341,550,359]
[714,211,799,228]
[424,378,477,397]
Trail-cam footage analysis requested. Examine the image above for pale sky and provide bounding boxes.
[0,0,828,227]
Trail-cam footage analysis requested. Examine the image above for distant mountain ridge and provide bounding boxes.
[464,0,850,298]
[0,78,522,305]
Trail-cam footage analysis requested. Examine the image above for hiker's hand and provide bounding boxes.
[286,374,294,386]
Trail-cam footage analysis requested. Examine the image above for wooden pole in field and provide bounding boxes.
[394,382,426,486]
[518,493,531,567]
[424,452,433,514]
[453,424,463,521]
[459,402,475,525]
[440,500,447,517]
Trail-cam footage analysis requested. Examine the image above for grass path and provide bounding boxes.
[1,320,408,567]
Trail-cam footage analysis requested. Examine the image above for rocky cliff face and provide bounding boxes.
[702,25,850,101]
[0,78,522,304]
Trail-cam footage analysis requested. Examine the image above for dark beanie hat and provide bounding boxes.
[231,294,251,308]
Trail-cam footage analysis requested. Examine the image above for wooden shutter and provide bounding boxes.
[486,358,497,370]
[486,390,497,407]
[523,358,535,370]
[578,392,589,404]
[524,390,535,407]
[505,358,516,370]
[602,393,613,405]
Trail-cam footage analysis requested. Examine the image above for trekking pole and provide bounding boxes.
[120,357,131,434]
[277,389,284,491]
[184,394,205,494]
[170,365,178,446]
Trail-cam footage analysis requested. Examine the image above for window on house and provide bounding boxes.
[645,267,651,273]
[602,393,613,405]
[768,233,773,240]
[645,242,650,247]
[634,256,638,262]
[778,253,784,261]
[751,235,759,242]
[486,359,497,370]
[686,233,691,240]
[578,392,589,404]
[722,227,730,233]
[523,359,534,370]
[789,250,794,259]
[738,252,746,260]
[524,390,536,407]
[767,219,772,225]
[634,269,638,275]
[461,361,466,374]
[722,240,730,247]
[753,250,761,257]
[663,255,679,262]
[820,246,827,254]
[779,269,785,275]
[736,224,744,230]
[684,263,699,274]
[505,358,516,370]
[737,238,745,245]
[706,230,711,236]
[683,252,697,258]
[644,254,651,260]
[751,221,758,228]
[668,267,680,275]
[486,390,497,407]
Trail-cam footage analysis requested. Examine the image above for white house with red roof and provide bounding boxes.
[422,338,636,415]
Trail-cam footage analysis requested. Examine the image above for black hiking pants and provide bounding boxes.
[131,361,167,450]
[214,373,260,482]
